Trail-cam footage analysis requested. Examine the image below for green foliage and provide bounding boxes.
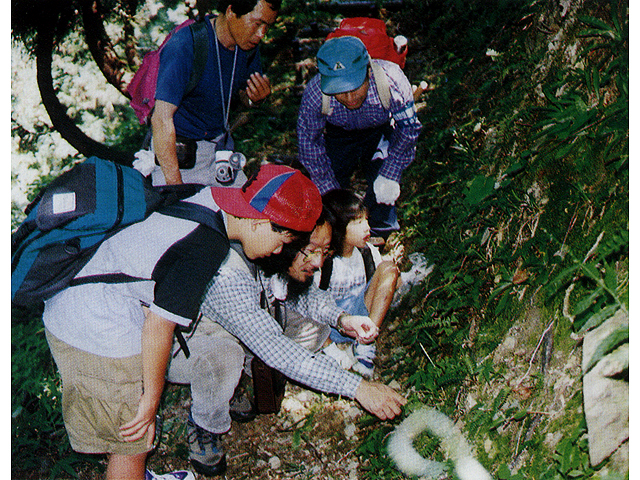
[388,0,627,478]
[11,0,629,478]
[542,228,628,333]
[543,418,596,480]
[357,422,404,478]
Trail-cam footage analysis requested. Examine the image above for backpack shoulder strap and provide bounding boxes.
[320,246,374,289]
[319,256,334,290]
[359,245,376,283]
[321,93,332,115]
[186,20,209,96]
[159,200,226,236]
[370,61,391,110]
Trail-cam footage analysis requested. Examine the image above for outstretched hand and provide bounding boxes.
[340,315,379,344]
[355,380,406,420]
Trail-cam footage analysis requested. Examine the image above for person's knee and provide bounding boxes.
[367,261,400,306]
[193,340,245,381]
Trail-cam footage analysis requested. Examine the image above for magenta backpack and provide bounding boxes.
[127,19,208,125]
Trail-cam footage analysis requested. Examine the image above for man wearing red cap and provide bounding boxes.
[41,165,320,480]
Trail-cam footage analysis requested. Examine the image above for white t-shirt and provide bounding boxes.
[43,188,229,357]
[314,243,382,315]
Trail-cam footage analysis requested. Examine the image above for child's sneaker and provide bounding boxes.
[145,469,195,480]
[352,342,376,378]
[323,342,357,369]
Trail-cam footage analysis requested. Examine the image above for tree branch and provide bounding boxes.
[36,7,134,166]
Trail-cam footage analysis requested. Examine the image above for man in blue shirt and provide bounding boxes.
[151,0,280,185]
[297,36,422,239]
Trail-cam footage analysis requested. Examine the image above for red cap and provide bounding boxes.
[211,164,322,232]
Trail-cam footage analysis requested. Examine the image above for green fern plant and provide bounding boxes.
[543,228,628,333]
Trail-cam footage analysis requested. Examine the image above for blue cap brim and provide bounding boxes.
[320,67,368,95]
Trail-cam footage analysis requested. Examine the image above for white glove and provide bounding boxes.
[373,175,400,205]
[132,149,156,176]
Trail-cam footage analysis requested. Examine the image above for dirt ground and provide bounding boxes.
[148,382,371,480]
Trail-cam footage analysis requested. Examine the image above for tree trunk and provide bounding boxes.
[81,0,130,95]
[36,11,134,166]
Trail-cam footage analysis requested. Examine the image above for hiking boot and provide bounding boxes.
[352,342,376,378]
[229,390,257,423]
[186,414,227,476]
[145,469,195,480]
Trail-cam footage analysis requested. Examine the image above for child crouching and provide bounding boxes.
[319,189,399,377]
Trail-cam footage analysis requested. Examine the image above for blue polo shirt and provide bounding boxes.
[156,16,262,140]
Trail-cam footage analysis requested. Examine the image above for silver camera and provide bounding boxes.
[214,150,246,185]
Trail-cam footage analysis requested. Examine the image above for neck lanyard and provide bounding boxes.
[214,18,238,132]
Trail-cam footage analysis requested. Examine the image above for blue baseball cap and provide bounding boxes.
[317,36,370,95]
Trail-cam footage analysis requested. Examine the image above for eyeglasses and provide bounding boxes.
[299,246,333,262]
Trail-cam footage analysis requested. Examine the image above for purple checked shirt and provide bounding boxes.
[297,59,422,194]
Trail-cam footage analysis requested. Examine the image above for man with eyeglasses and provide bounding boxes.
[166,208,406,475]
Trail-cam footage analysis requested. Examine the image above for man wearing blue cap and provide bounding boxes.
[297,35,422,239]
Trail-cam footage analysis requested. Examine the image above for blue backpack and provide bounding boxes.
[11,156,224,307]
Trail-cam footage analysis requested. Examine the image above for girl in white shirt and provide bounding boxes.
[319,189,400,376]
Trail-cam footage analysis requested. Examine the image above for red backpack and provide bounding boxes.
[127,19,208,125]
[325,17,407,69]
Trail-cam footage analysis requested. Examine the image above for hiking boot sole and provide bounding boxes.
[190,455,227,476]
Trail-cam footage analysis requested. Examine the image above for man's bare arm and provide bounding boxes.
[150,100,182,185]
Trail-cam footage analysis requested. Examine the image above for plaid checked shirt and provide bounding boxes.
[197,249,362,398]
[297,59,422,194]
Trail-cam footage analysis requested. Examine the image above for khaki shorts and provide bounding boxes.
[45,330,152,455]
